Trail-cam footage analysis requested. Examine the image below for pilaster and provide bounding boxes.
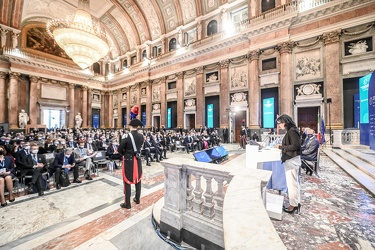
[9,72,20,128]
[219,60,230,128]
[82,86,88,128]
[29,76,39,125]
[248,49,261,129]
[195,67,204,128]
[68,83,75,128]
[0,72,7,123]
[176,72,184,128]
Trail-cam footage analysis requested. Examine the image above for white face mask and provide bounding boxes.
[31,150,38,154]
[25,146,30,150]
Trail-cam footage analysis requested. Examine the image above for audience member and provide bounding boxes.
[301,129,320,175]
[0,145,15,206]
[52,148,81,189]
[74,140,94,180]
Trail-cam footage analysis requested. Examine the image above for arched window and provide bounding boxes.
[123,59,128,68]
[261,0,275,13]
[142,50,147,60]
[169,38,177,51]
[93,62,100,75]
[207,20,218,36]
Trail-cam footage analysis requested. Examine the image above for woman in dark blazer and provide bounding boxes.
[0,145,15,206]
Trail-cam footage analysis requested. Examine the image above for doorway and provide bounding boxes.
[42,109,65,129]
[298,107,319,133]
[153,115,160,129]
[234,110,246,143]
[185,113,196,131]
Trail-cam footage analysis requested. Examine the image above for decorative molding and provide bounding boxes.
[230,56,246,65]
[29,76,39,83]
[276,40,294,54]
[323,29,342,45]
[261,48,276,56]
[220,60,230,68]
[195,67,203,74]
[295,36,322,48]
[342,23,374,36]
[69,83,75,89]
[247,49,260,62]
[0,72,7,79]
[9,72,21,79]
[176,72,183,79]
[204,63,219,70]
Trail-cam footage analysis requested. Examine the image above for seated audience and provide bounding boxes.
[51,148,81,189]
[184,133,195,154]
[301,129,320,175]
[106,139,122,168]
[0,145,15,206]
[25,143,48,196]
[74,140,94,180]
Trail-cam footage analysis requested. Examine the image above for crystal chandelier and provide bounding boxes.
[47,0,109,69]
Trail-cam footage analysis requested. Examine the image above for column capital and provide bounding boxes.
[0,72,7,79]
[69,83,75,89]
[176,72,183,79]
[122,87,129,92]
[9,72,21,79]
[323,29,342,45]
[276,40,294,54]
[195,66,203,74]
[29,76,40,83]
[82,85,88,91]
[247,49,260,62]
[219,60,230,68]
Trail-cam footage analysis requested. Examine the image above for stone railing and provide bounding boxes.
[332,129,360,148]
[160,157,285,249]
[260,134,285,148]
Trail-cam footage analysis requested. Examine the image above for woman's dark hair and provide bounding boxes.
[276,114,297,130]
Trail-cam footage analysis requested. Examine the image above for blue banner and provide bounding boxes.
[207,104,213,128]
[368,71,375,150]
[359,74,371,124]
[263,97,274,128]
[167,108,172,128]
[142,112,146,126]
[92,114,99,128]
[354,93,360,128]
[123,113,127,127]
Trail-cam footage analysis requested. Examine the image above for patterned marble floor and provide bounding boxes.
[0,144,374,250]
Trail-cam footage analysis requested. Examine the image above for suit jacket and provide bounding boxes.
[15,149,31,170]
[97,141,108,151]
[184,136,193,145]
[53,151,75,169]
[301,135,319,161]
[67,141,77,148]
[74,147,90,160]
[107,144,120,156]
[0,156,15,175]
[85,142,98,152]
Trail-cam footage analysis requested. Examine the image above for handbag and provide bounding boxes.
[59,171,71,187]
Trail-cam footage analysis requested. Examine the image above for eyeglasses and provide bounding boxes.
[277,121,283,124]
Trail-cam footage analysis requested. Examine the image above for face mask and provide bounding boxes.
[61,142,66,145]
[31,150,38,154]
[79,145,84,148]
[113,143,118,146]
[65,154,71,158]
[54,143,59,146]
[0,150,4,155]
[88,140,92,143]
[5,140,9,143]
[70,139,73,142]
[25,146,30,150]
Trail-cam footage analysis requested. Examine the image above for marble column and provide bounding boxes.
[146,81,152,128]
[0,72,7,123]
[219,60,230,128]
[100,91,105,128]
[248,49,261,129]
[8,72,20,129]
[249,0,259,18]
[323,29,343,129]
[176,72,184,128]
[68,83,75,128]
[81,86,88,128]
[29,76,39,125]
[276,41,294,116]
[117,90,122,128]
[87,88,92,127]
[108,91,113,128]
[160,78,166,127]
[126,87,131,126]
[195,67,204,128]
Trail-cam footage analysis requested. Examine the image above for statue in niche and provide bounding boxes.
[122,93,127,100]
[75,112,83,128]
[153,87,160,101]
[113,109,118,119]
[19,109,29,129]
[348,40,368,55]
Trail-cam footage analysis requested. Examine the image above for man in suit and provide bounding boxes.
[301,129,320,175]
[67,136,77,149]
[74,140,95,180]
[85,137,98,154]
[52,148,81,189]
[25,142,48,196]
[143,135,161,162]
[223,126,229,144]
[118,119,144,209]
[184,133,195,154]
[107,138,122,169]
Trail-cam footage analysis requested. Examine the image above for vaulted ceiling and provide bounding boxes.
[21,0,229,60]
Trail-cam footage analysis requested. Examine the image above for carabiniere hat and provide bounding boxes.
[128,119,143,127]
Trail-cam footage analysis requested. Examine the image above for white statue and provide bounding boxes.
[19,109,29,129]
[113,109,118,119]
[75,112,83,128]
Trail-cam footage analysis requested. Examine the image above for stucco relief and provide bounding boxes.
[184,77,196,96]
[139,0,161,39]
[113,95,118,108]
[131,91,137,105]
[153,103,161,111]
[296,83,322,97]
[153,85,161,102]
[184,99,196,109]
[181,0,196,20]
[348,40,368,55]
[24,0,72,19]
[230,64,248,90]
[294,49,322,81]
[230,92,248,106]
[111,7,136,49]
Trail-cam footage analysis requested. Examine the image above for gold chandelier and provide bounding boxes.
[47,0,109,69]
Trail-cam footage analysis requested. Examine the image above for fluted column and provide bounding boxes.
[29,76,39,125]
[68,84,75,128]
[81,86,88,128]
[248,50,261,129]
[117,90,122,128]
[276,41,294,116]
[87,88,92,127]
[108,91,113,128]
[219,60,230,128]
[323,29,343,129]
[100,91,105,128]
[9,72,20,128]
[160,78,166,127]
[176,72,184,128]
[146,81,152,128]
[195,67,204,128]
[0,72,7,123]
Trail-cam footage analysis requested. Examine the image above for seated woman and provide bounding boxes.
[0,145,15,206]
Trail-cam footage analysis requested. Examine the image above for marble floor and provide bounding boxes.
[1,144,374,250]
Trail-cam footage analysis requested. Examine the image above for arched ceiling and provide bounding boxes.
[20,0,226,60]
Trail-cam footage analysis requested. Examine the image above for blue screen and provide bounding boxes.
[167,108,172,128]
[206,148,221,160]
[263,97,275,128]
[359,74,371,124]
[193,151,212,163]
[92,114,100,128]
[215,146,228,157]
[207,104,213,128]
[142,111,146,126]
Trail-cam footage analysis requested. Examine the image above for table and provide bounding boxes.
[262,160,288,193]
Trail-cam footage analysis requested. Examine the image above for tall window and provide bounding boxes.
[142,50,147,60]
[93,62,100,75]
[169,38,177,51]
[261,0,275,13]
[123,59,128,68]
[207,20,218,36]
